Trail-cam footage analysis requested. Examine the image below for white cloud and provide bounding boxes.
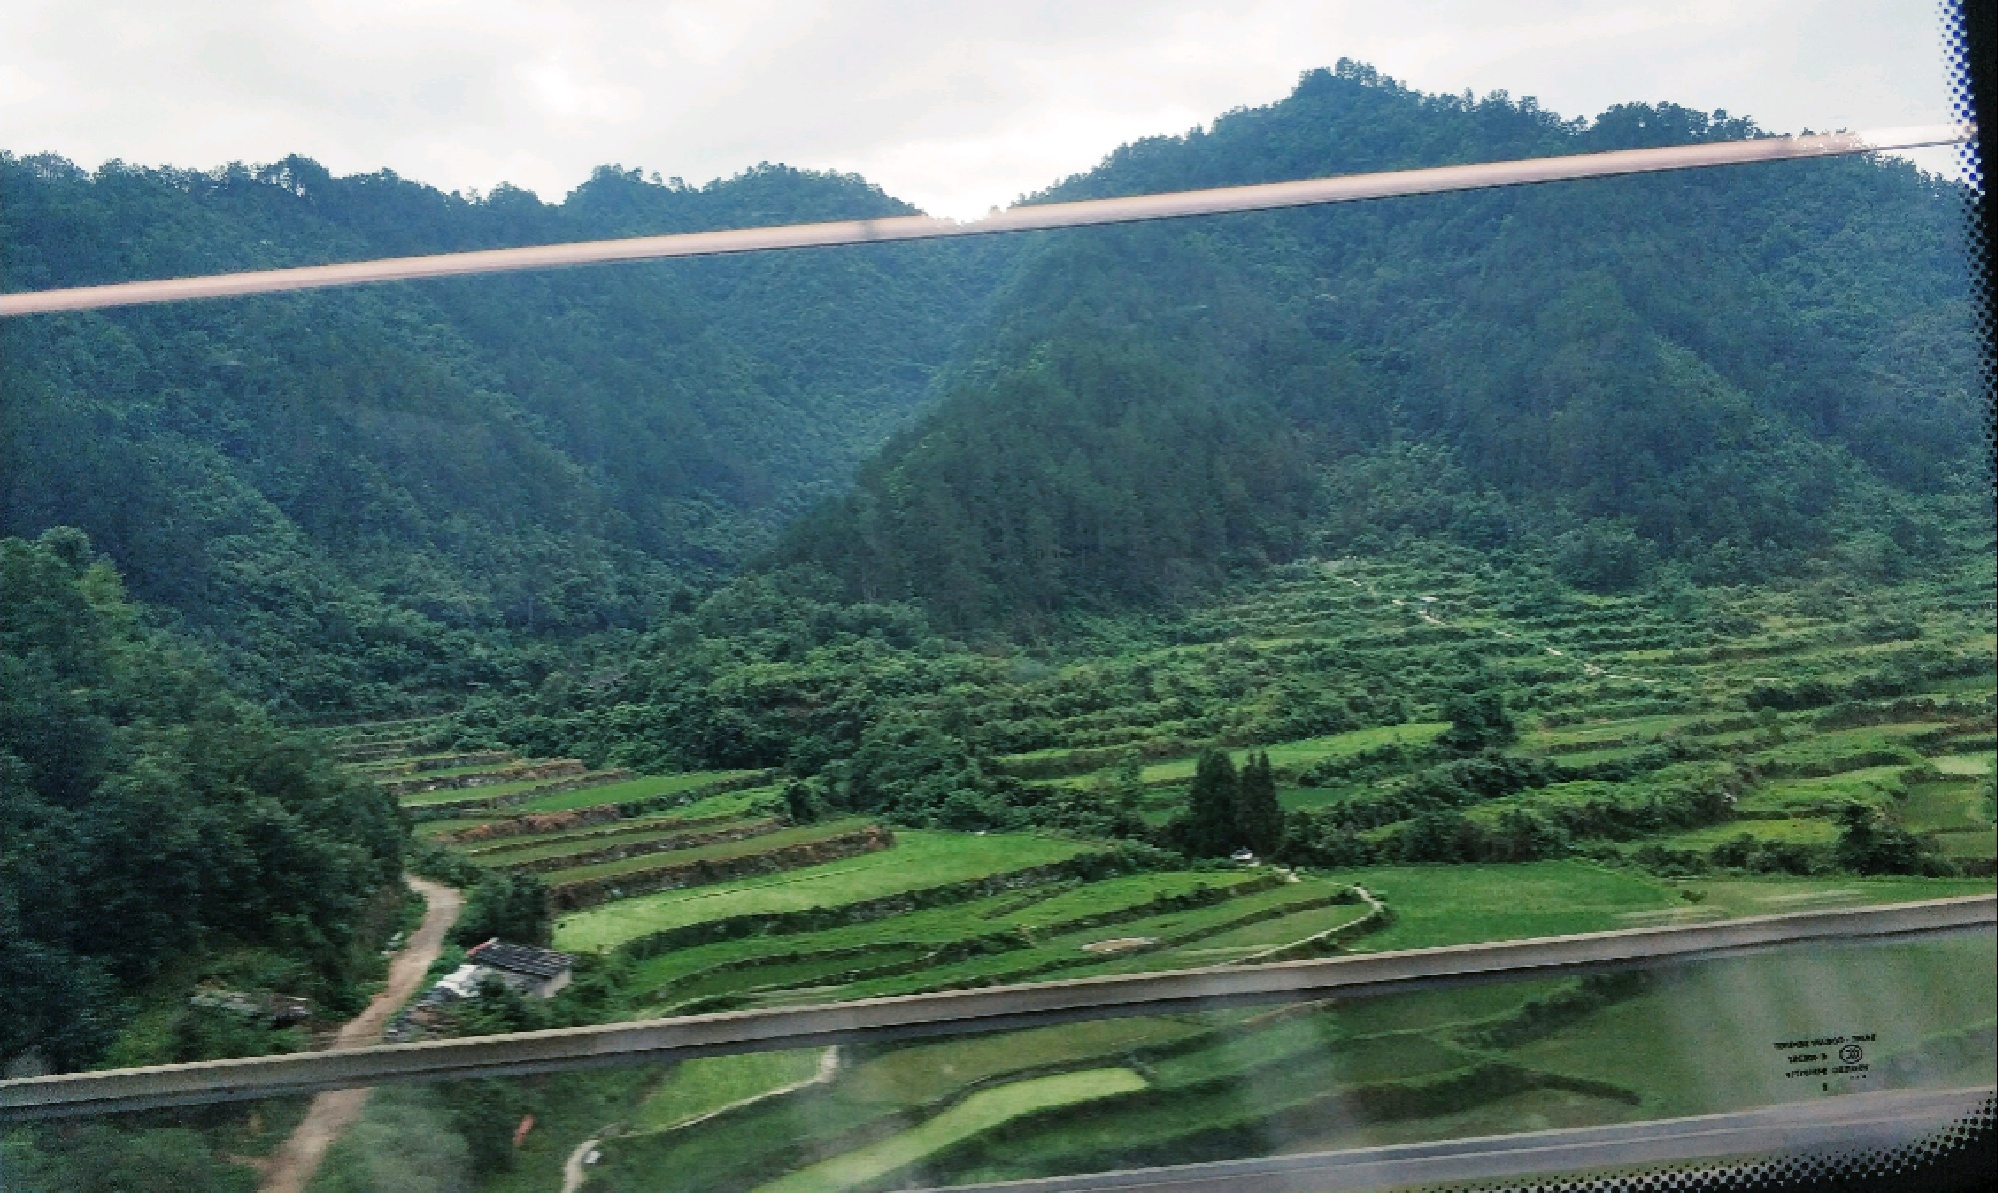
[0,1,1964,219]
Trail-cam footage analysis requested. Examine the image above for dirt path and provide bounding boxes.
[260,875,462,1193]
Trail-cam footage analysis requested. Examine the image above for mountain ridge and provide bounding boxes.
[2,156,1010,711]
[778,62,1983,633]
[3,60,1984,710]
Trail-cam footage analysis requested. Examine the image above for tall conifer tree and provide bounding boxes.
[1236,751,1284,856]
[1184,748,1240,857]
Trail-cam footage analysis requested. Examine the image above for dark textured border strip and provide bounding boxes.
[2,894,1988,1121]
[1948,0,1998,497]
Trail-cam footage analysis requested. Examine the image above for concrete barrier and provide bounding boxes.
[3,894,1989,1121]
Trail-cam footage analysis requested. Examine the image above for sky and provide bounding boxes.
[0,1,1970,220]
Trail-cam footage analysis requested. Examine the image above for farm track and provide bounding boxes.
[258,875,462,1193]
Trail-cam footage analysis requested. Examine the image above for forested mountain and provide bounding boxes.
[3,61,1982,714]
[1,157,1002,713]
[783,62,1983,632]
[461,62,1986,809]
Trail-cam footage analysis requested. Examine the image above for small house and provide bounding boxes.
[466,939,576,999]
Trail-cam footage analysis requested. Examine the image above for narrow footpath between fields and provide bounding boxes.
[260,875,462,1193]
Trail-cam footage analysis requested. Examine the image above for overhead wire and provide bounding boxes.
[0,125,1968,317]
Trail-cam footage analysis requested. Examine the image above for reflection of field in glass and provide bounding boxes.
[637,1049,830,1132]
[589,933,1994,1193]
[1510,934,1998,1116]
[754,1069,1149,1193]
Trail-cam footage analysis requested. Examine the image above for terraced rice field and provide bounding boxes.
[554,830,1097,952]
[324,548,1993,1193]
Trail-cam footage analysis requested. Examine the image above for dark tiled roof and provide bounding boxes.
[468,939,575,979]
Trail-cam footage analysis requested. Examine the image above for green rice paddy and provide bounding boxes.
[555,831,1095,952]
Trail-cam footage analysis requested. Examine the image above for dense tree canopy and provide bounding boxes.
[1,157,1003,713]
[782,62,1982,629]
[7,62,1979,705]
[0,529,402,1070]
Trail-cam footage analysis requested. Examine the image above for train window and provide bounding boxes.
[2,4,1990,1191]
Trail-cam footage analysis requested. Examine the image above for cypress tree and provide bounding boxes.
[1236,751,1284,856]
[1184,748,1240,857]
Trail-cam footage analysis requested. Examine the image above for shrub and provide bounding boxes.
[452,873,552,948]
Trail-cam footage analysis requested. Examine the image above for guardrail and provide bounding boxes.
[4,894,1990,1121]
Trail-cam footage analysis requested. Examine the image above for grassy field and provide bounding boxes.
[396,772,601,806]
[468,816,778,867]
[1734,766,1910,814]
[397,768,763,810]
[824,880,1360,997]
[1675,875,1997,919]
[1326,862,1681,952]
[1040,723,1451,790]
[515,777,770,815]
[625,871,1273,1003]
[555,831,1096,952]
[1660,819,1842,850]
[1934,752,1994,776]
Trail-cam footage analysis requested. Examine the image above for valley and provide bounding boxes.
[2,55,1992,1193]
[299,538,1993,1192]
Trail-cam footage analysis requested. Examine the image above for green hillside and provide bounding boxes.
[437,76,1996,806]
[1,157,1002,713]
[783,62,1983,632]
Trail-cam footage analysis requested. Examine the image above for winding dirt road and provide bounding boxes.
[259,875,461,1193]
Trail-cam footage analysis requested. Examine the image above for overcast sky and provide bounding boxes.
[0,1,1968,220]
